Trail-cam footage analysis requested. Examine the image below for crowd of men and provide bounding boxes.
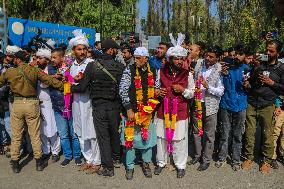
[0,29,284,180]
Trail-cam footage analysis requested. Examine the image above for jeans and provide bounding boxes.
[4,111,11,138]
[218,108,246,164]
[54,111,81,160]
[0,114,9,145]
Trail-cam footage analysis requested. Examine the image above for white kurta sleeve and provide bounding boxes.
[208,76,224,97]
[182,72,195,99]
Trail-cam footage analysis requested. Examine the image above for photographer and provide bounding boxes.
[242,40,284,173]
[215,46,249,171]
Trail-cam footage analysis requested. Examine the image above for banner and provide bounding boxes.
[148,36,161,50]
[8,17,96,47]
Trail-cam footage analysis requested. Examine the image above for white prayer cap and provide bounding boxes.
[166,33,188,58]
[6,45,22,55]
[69,29,89,49]
[36,48,51,60]
[134,47,149,57]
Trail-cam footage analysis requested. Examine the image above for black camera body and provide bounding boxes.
[223,57,238,68]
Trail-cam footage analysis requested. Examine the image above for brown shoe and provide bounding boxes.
[78,163,92,171]
[85,165,101,174]
[260,162,270,174]
[241,160,253,169]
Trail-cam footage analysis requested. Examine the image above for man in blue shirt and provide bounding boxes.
[215,46,249,171]
[149,42,170,70]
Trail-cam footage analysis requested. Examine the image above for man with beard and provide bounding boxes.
[36,46,61,163]
[154,33,195,178]
[215,45,249,171]
[71,39,124,177]
[242,40,284,173]
[149,42,170,70]
[67,29,101,170]
[119,47,160,180]
[190,45,224,171]
[0,50,63,173]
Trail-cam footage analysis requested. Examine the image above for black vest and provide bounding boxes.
[90,54,124,101]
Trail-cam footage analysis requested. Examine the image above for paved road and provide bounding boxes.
[0,154,284,189]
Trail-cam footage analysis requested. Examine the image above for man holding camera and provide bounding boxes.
[242,40,284,173]
[215,46,249,171]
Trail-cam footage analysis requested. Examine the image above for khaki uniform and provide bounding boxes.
[273,110,284,159]
[0,63,63,161]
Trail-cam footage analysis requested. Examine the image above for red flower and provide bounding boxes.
[141,127,149,140]
[134,78,142,88]
[125,141,133,148]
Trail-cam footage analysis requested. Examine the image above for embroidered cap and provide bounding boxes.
[133,47,149,57]
[69,29,89,49]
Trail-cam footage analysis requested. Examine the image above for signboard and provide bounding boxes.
[148,36,161,50]
[8,17,96,47]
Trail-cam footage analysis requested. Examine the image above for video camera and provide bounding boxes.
[223,57,238,68]
[28,29,54,50]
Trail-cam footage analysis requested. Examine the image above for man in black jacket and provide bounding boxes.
[71,39,124,177]
[242,40,284,173]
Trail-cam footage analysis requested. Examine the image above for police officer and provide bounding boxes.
[71,39,124,177]
[0,51,63,173]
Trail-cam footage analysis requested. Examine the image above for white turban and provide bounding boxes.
[166,33,188,58]
[134,47,149,57]
[46,39,56,49]
[68,29,89,49]
[6,45,21,55]
[36,48,51,60]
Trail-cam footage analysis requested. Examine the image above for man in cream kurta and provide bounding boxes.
[36,47,61,162]
[69,29,101,173]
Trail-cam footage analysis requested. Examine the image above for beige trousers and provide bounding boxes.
[273,110,284,159]
[10,99,42,161]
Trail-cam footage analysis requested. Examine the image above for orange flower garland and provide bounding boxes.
[125,64,159,149]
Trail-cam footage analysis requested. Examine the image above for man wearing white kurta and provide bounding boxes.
[69,29,101,173]
[154,33,195,178]
[36,48,61,162]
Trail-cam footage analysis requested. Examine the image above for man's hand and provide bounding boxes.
[172,84,185,94]
[221,62,229,75]
[259,74,275,86]
[127,109,135,122]
[155,88,167,98]
[53,73,63,79]
[274,107,282,117]
[202,80,209,90]
[243,80,251,89]
[74,74,83,83]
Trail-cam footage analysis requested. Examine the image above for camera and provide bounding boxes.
[259,54,268,62]
[28,29,54,50]
[223,57,237,68]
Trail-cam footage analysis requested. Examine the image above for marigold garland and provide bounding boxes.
[195,76,204,136]
[164,97,178,153]
[125,64,159,149]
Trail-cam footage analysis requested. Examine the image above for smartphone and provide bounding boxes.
[260,54,268,62]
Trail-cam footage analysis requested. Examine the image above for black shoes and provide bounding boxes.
[215,160,225,168]
[35,158,45,171]
[11,160,20,173]
[125,169,134,180]
[197,162,210,171]
[60,159,71,167]
[154,166,164,175]
[188,157,200,165]
[75,158,82,166]
[177,169,185,178]
[51,155,60,163]
[97,168,114,177]
[271,159,279,169]
[142,162,152,178]
[113,159,121,168]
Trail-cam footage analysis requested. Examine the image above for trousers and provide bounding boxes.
[92,103,121,169]
[10,99,42,161]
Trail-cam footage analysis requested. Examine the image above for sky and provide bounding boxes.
[138,0,218,19]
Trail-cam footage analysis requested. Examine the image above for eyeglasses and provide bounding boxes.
[173,57,184,61]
